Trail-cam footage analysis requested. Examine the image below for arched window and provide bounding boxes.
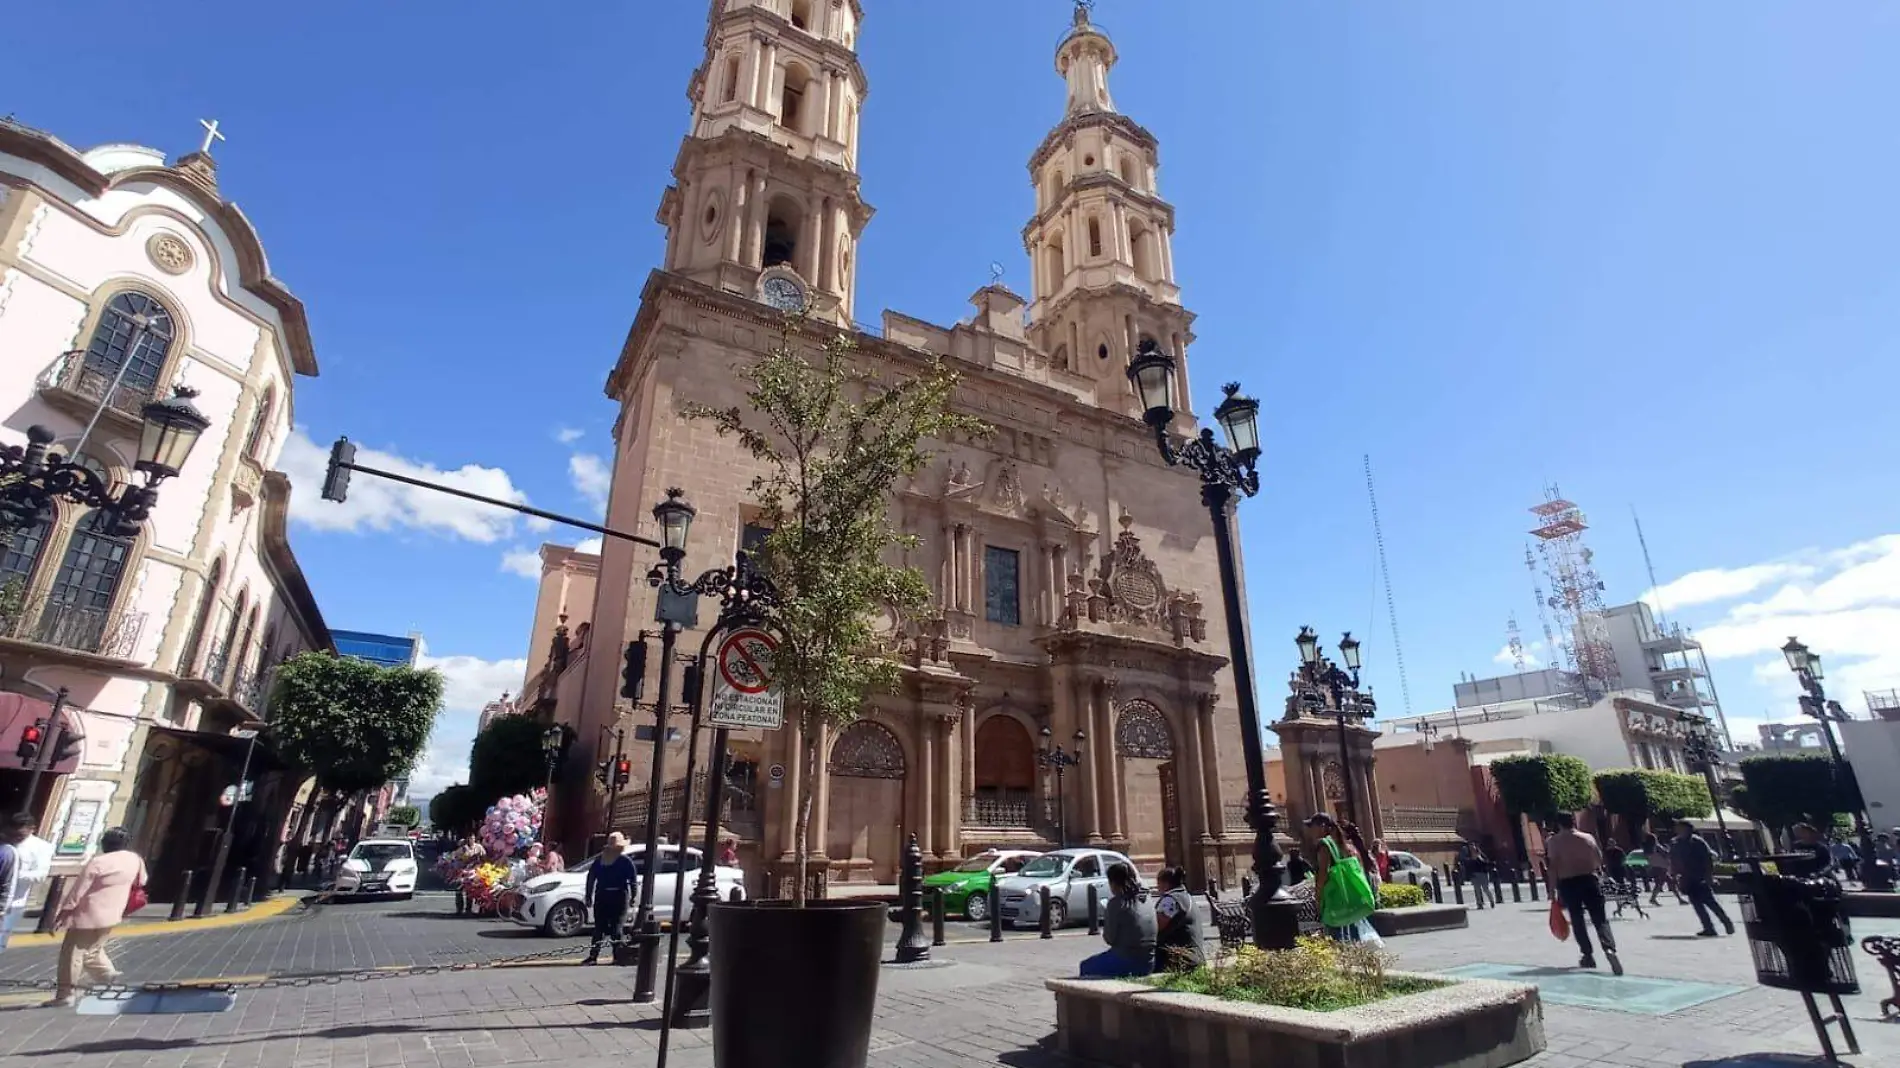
[1087,218,1103,259]
[82,291,175,395]
[0,513,51,599]
[178,557,224,677]
[219,590,249,686]
[722,54,741,103]
[43,509,133,650]
[780,65,811,133]
[243,387,275,459]
[1045,238,1066,296]
[1131,227,1156,281]
[790,0,812,30]
[1119,155,1139,187]
[763,198,802,268]
[234,605,260,682]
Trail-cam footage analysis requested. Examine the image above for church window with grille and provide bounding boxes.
[984,546,1020,626]
[1087,218,1103,259]
[722,54,741,103]
[83,291,175,396]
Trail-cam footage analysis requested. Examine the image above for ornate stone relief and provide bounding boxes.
[828,721,906,779]
[146,233,194,275]
[1114,699,1174,760]
[1322,760,1346,801]
[1060,509,1207,645]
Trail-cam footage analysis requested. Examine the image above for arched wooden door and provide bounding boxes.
[825,722,906,883]
[971,715,1036,828]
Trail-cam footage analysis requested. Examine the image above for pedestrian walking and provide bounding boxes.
[1151,866,1204,973]
[1458,841,1500,906]
[2,813,52,952]
[1641,831,1684,905]
[1547,813,1621,975]
[1828,837,1860,885]
[1077,862,1155,978]
[1369,838,1393,884]
[1782,823,1834,878]
[45,826,146,1006]
[1306,813,1382,945]
[582,832,636,965]
[717,837,739,868]
[1670,820,1733,937]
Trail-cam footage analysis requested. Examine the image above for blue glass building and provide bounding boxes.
[331,630,419,669]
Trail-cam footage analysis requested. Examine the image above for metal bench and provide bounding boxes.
[1862,934,1900,1017]
[1208,890,1322,948]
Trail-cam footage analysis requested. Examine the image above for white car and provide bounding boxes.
[1386,850,1431,887]
[511,844,746,937]
[335,839,419,898]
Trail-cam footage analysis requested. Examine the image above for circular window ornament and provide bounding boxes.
[699,190,725,244]
[146,233,193,275]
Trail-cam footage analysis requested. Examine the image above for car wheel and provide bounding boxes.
[1048,897,1069,929]
[964,893,988,922]
[545,900,587,938]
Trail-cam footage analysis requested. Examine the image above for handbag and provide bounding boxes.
[1548,896,1570,941]
[125,877,149,918]
[1318,837,1378,929]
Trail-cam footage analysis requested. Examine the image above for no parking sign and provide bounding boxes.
[709,628,784,730]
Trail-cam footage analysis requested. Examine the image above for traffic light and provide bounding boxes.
[321,437,356,503]
[614,758,633,788]
[620,638,649,701]
[16,718,46,763]
[51,727,81,764]
[682,661,703,710]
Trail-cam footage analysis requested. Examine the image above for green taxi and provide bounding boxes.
[924,850,1041,921]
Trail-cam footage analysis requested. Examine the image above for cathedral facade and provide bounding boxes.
[546,0,1259,891]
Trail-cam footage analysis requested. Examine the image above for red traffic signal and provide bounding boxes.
[614,758,633,787]
[15,718,46,762]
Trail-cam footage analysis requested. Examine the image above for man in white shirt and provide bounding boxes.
[2,813,53,951]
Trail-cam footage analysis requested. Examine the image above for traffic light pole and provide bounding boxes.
[22,688,70,819]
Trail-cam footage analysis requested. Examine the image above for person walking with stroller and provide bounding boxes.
[1548,813,1622,975]
[1670,820,1733,937]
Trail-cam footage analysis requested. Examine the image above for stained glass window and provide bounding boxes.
[984,546,1020,626]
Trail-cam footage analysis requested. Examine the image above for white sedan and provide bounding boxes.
[1386,850,1432,887]
[511,844,746,937]
[335,839,419,898]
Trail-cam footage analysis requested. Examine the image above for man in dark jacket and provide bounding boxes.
[1671,820,1733,937]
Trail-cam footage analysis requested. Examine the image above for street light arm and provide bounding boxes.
[1151,425,1260,499]
[648,550,781,624]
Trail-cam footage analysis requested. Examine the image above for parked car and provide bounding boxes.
[1386,850,1431,886]
[335,838,420,898]
[995,847,1133,929]
[922,850,1041,921]
[510,844,746,937]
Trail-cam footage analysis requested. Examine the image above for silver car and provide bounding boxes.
[995,847,1134,929]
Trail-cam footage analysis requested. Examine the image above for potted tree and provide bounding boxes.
[686,320,985,1068]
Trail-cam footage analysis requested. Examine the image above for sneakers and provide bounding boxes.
[1579,955,1598,969]
[1606,949,1624,977]
[41,996,73,1008]
[1697,929,1720,937]
[1723,920,1736,935]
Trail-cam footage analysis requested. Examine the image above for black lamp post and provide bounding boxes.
[1781,637,1891,891]
[1292,627,1375,829]
[540,724,565,811]
[0,388,211,537]
[1681,725,1733,860]
[1126,338,1297,950]
[1036,726,1084,848]
[627,488,698,1003]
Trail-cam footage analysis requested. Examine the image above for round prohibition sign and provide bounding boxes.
[717,629,778,695]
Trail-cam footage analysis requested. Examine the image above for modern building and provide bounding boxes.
[1840,717,1900,835]
[542,1,1255,892]
[0,119,329,898]
[1387,691,1712,776]
[331,629,420,669]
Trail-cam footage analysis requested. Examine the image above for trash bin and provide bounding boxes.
[1736,858,1861,1061]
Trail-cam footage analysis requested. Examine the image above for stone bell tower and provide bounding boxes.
[1023,2,1196,415]
[656,0,873,324]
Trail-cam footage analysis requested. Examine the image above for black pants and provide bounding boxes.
[591,889,629,952]
[1683,879,1732,933]
[1557,874,1615,960]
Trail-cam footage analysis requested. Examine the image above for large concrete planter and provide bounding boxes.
[1369,904,1468,937]
[1046,971,1543,1068]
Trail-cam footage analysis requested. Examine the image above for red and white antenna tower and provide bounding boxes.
[1529,487,1621,699]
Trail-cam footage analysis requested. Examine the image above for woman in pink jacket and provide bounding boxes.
[46,826,145,1006]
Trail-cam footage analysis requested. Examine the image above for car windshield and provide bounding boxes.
[1018,855,1071,878]
[953,856,999,873]
[351,843,411,864]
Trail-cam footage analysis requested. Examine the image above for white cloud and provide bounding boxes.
[407,641,530,803]
[1642,563,1813,613]
[500,548,542,579]
[1491,641,1544,668]
[574,537,603,555]
[281,428,537,544]
[555,427,585,445]
[568,453,611,515]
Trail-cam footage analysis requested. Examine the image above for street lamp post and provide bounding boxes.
[539,725,565,840]
[1681,724,1733,859]
[1036,727,1084,849]
[1126,339,1298,950]
[1292,627,1375,829]
[0,387,212,538]
[1782,637,1891,891]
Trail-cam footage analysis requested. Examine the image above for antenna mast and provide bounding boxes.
[1506,614,1527,674]
[1632,506,1669,633]
[1365,455,1413,717]
[1529,486,1621,700]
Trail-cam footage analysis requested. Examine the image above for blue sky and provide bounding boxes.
[9,2,1899,800]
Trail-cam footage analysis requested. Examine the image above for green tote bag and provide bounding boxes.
[1319,837,1379,929]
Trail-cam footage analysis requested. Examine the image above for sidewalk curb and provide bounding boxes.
[6,893,307,947]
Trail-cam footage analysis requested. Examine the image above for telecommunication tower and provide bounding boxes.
[1529,488,1621,699]
[1505,614,1527,674]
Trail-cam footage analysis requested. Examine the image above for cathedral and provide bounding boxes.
[537,0,1259,892]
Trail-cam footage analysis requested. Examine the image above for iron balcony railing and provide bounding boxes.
[964,796,1036,828]
[0,592,144,660]
[37,351,160,422]
[617,768,758,831]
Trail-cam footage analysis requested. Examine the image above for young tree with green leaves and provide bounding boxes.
[429,784,485,835]
[686,318,987,904]
[468,715,557,806]
[1733,753,1852,839]
[1593,769,1713,843]
[385,805,421,828]
[269,652,442,836]
[1492,754,1594,827]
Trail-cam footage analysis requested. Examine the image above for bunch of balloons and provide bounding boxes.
[479,790,546,859]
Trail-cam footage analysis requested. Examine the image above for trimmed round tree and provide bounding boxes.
[1492,754,1594,827]
[269,651,443,836]
[1593,769,1712,843]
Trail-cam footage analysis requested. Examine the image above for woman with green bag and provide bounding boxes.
[1305,813,1383,945]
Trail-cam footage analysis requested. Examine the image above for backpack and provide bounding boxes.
[1319,837,1379,929]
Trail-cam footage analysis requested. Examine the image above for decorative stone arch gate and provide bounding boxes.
[825,720,907,883]
[1114,698,1185,870]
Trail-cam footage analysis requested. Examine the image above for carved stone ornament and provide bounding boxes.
[1322,760,1346,801]
[1114,699,1174,760]
[146,233,193,275]
[828,721,907,780]
[986,457,1026,514]
[1061,509,1207,645]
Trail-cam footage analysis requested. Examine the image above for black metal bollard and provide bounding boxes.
[1511,870,1522,904]
[1429,870,1443,904]
[931,888,946,948]
[989,885,1003,943]
[224,868,247,914]
[1039,885,1054,940]
[454,887,466,915]
[1528,869,1540,902]
[34,876,66,933]
[169,872,196,921]
[1087,883,1101,936]
[1452,873,1465,906]
[239,875,256,911]
[1241,875,1254,899]
[894,833,931,964]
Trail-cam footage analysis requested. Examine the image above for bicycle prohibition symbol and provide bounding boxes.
[709,627,783,730]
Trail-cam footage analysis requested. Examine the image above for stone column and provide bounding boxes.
[1184,694,1213,842]
[834,203,851,295]
[726,173,749,262]
[829,71,848,141]
[811,722,833,859]
[797,199,820,282]
[746,172,768,266]
[1113,202,1132,263]
[1357,755,1381,841]
[1198,707,1223,839]
[961,705,976,817]
[939,714,959,856]
[962,525,979,613]
[1074,678,1102,843]
[741,36,763,110]
[757,41,778,114]
[817,196,835,291]
[815,67,835,141]
[1098,680,1124,843]
[780,716,804,856]
[1160,228,1176,283]
[918,718,936,856]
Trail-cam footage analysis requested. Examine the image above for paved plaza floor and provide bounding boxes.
[0,888,1895,1067]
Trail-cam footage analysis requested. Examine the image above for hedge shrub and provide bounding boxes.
[1377,883,1428,910]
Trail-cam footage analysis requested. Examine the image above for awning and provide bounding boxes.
[144,725,290,774]
[0,692,84,775]
[1687,809,1756,832]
